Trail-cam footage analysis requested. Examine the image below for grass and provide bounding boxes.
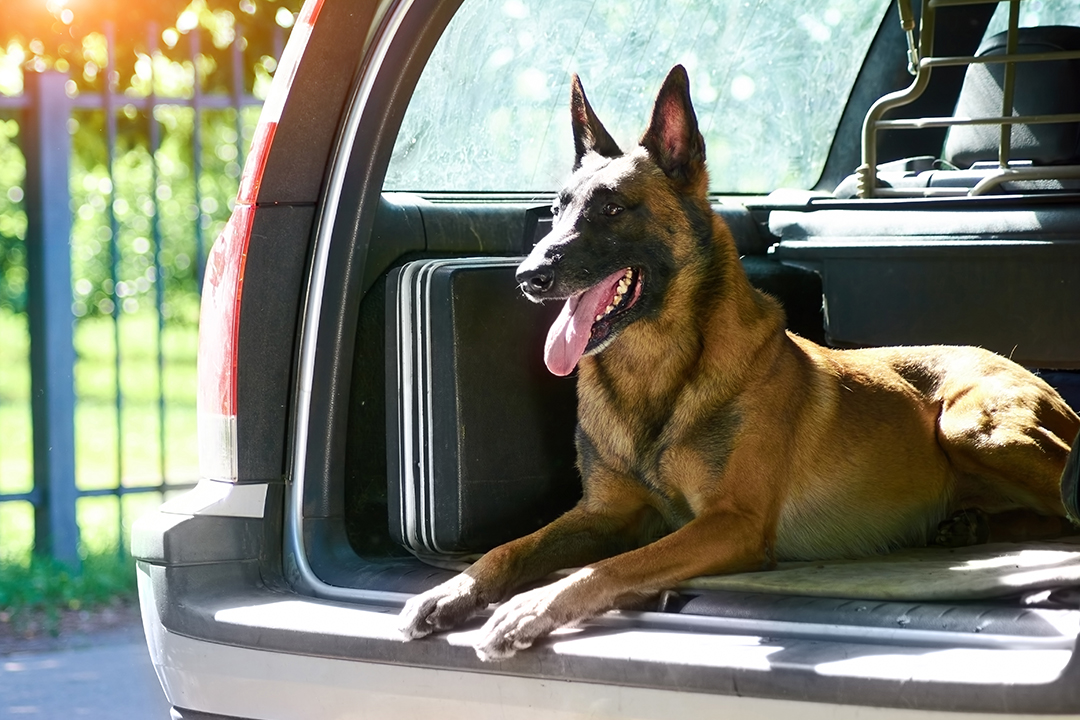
[0,550,138,637]
[0,306,198,626]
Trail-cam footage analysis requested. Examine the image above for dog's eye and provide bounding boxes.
[602,203,624,217]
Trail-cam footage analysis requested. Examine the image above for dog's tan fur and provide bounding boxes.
[399,65,1080,660]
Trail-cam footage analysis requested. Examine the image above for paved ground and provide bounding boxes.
[0,621,171,719]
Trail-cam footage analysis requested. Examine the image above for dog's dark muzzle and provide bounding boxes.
[517,226,586,301]
[516,266,555,297]
[516,242,563,300]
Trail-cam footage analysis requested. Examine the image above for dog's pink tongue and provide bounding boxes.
[544,270,623,376]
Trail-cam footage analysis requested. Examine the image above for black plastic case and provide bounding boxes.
[771,205,1080,368]
[386,258,579,558]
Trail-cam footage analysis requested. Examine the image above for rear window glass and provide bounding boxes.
[384,0,891,194]
[985,0,1080,35]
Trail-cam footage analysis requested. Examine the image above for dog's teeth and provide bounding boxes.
[593,272,635,325]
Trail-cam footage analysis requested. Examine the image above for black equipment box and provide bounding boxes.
[386,258,580,558]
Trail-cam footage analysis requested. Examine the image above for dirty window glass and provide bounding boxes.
[986,0,1080,35]
[384,0,891,193]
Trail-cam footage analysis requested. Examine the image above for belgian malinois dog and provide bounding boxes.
[400,65,1080,661]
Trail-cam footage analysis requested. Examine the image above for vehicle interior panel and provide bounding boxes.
[771,202,1080,367]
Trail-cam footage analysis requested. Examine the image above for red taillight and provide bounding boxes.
[196,204,252,480]
[196,0,323,481]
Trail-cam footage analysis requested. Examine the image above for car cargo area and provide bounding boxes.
[280,185,1077,710]
[300,0,1080,686]
[310,189,1080,627]
[288,0,1080,682]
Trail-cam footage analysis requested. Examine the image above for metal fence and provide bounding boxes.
[0,26,270,565]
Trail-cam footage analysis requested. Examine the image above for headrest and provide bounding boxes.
[944,26,1080,169]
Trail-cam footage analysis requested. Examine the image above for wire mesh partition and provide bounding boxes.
[0,23,277,562]
[858,0,1080,198]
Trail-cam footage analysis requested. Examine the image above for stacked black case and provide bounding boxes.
[386,258,579,558]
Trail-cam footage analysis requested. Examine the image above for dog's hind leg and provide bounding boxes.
[935,375,1079,524]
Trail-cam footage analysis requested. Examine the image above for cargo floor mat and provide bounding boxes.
[680,537,1080,601]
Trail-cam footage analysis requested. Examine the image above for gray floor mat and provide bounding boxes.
[681,536,1080,601]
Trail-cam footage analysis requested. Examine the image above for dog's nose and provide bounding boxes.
[517,267,555,295]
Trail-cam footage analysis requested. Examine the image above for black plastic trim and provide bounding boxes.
[254,3,381,205]
[132,513,263,566]
[236,204,316,483]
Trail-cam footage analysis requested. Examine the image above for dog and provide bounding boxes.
[399,64,1080,661]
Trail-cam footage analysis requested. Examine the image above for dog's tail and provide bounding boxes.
[1063,430,1080,525]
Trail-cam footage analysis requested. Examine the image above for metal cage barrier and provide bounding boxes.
[858,0,1080,198]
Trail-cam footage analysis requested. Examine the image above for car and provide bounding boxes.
[133,0,1080,717]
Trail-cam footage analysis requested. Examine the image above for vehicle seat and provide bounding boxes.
[834,25,1080,197]
[944,25,1080,169]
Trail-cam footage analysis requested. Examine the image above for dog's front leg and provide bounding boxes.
[473,509,767,661]
[399,498,646,640]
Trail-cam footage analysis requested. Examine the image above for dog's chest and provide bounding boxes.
[581,400,737,529]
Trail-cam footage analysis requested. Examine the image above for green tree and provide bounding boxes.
[0,0,302,93]
[0,0,302,315]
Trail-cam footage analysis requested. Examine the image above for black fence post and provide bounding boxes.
[22,70,80,567]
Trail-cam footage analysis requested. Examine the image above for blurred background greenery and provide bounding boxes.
[0,0,300,623]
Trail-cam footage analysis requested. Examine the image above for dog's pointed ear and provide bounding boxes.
[640,65,706,187]
[571,74,622,169]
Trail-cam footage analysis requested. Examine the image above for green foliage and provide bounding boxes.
[0,552,135,612]
[0,0,303,94]
[0,551,137,635]
[0,104,256,317]
[0,119,26,312]
[0,0,274,318]
[62,104,258,322]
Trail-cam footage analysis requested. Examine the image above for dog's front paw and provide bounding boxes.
[399,574,486,640]
[473,584,568,661]
[473,573,601,661]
